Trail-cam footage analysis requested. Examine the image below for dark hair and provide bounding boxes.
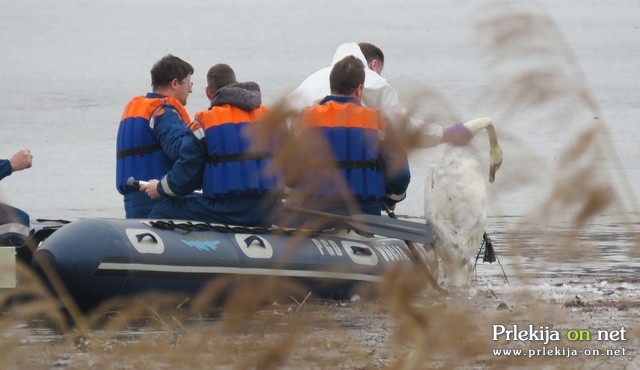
[150,54,194,90]
[329,56,365,96]
[358,42,384,66]
[207,63,237,93]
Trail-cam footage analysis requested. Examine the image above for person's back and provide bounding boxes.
[288,56,410,217]
[143,64,284,227]
[287,42,473,148]
[287,43,393,120]
[196,87,275,200]
[115,54,194,218]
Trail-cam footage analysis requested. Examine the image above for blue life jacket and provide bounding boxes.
[115,94,190,194]
[194,104,282,199]
[298,99,385,199]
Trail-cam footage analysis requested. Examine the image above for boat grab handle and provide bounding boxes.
[136,232,158,243]
[244,235,266,248]
[351,246,372,256]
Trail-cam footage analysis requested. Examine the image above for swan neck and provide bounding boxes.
[486,124,498,146]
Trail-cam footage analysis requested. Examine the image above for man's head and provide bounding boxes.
[358,42,384,75]
[206,63,237,99]
[329,55,365,100]
[150,54,194,106]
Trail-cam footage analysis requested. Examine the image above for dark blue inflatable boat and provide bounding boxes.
[29,216,432,310]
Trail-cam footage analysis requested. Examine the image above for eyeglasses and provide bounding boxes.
[181,80,193,89]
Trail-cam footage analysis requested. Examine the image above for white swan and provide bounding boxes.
[424,117,503,287]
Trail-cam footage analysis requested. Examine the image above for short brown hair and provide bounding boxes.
[206,63,237,93]
[329,56,365,96]
[150,54,194,90]
[358,42,384,66]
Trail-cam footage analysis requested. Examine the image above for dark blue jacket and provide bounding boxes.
[0,159,11,181]
[157,82,282,199]
[0,159,30,231]
[151,82,282,226]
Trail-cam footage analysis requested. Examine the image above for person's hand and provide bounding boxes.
[443,123,473,146]
[140,179,161,199]
[10,148,33,172]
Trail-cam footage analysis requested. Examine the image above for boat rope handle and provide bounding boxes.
[148,220,345,238]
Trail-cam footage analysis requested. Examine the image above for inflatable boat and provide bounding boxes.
[22,213,432,311]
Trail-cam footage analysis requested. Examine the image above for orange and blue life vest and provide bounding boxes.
[298,96,386,199]
[194,104,281,199]
[116,93,191,194]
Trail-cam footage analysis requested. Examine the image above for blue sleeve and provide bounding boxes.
[0,159,12,181]
[384,158,410,199]
[157,130,206,197]
[152,106,189,161]
[381,128,410,201]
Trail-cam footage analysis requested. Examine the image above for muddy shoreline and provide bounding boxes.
[2,273,638,369]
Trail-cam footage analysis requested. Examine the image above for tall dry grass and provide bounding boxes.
[1,0,638,368]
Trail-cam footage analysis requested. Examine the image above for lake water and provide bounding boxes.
[1,0,639,277]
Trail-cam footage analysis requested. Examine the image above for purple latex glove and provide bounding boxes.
[444,123,473,146]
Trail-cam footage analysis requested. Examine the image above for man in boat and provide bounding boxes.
[0,148,32,244]
[287,42,473,147]
[140,64,283,226]
[285,55,410,218]
[115,54,194,218]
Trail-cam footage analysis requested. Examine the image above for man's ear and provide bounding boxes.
[354,83,364,100]
[170,78,180,90]
[205,86,213,100]
[369,59,383,74]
